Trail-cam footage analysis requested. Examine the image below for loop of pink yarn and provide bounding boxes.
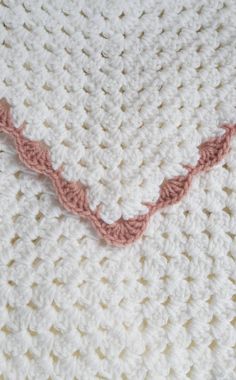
[0,98,235,246]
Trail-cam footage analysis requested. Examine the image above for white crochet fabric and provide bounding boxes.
[0,0,235,223]
[0,0,236,379]
[0,131,236,380]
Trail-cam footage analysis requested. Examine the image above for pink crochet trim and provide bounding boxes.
[1,98,236,246]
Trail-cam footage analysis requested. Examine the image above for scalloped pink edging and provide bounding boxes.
[0,98,236,246]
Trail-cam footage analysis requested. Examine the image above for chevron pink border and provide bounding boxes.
[0,98,236,246]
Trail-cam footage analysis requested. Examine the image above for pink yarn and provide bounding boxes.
[1,98,235,246]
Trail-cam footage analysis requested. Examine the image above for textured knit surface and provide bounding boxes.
[0,0,236,223]
[0,130,236,380]
[1,0,236,379]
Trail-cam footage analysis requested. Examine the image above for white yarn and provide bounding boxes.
[0,0,235,223]
[0,2,236,376]
[0,132,236,379]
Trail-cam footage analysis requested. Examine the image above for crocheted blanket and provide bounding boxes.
[0,0,236,379]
